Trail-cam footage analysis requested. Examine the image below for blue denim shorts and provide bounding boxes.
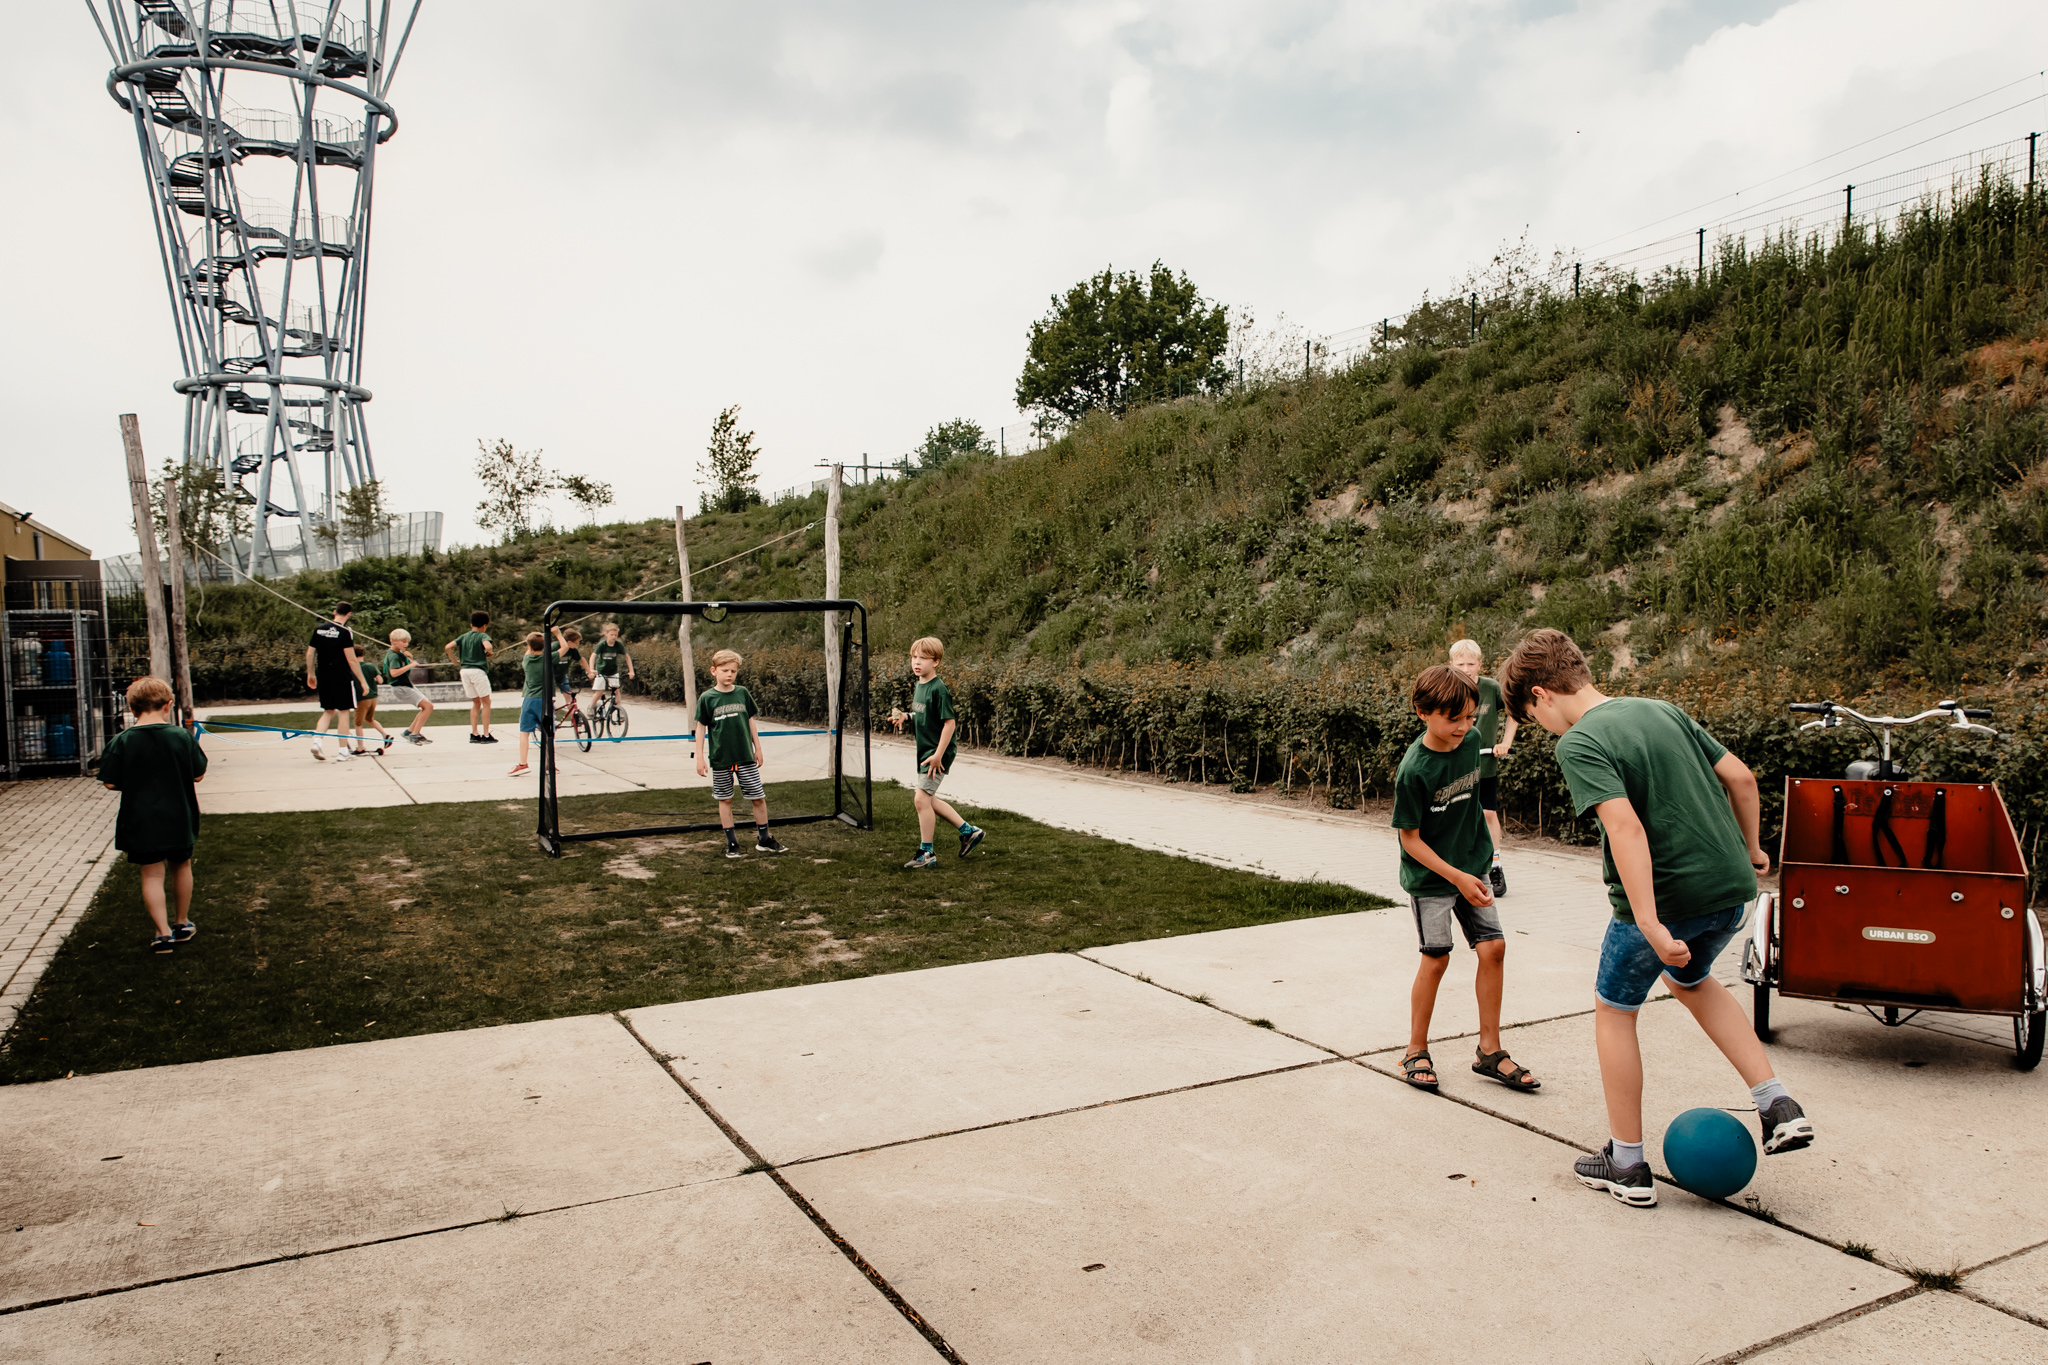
[1594,903,1750,1011]
[518,696,549,734]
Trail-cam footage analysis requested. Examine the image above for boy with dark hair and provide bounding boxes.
[305,601,370,763]
[1391,665,1537,1095]
[1449,638,1515,897]
[99,677,207,953]
[1500,628,1813,1208]
[549,625,586,705]
[443,610,497,744]
[351,647,392,754]
[509,631,549,777]
[903,637,983,869]
[693,649,787,858]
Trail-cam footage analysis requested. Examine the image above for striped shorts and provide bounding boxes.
[711,763,765,802]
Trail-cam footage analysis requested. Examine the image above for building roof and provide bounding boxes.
[0,499,94,559]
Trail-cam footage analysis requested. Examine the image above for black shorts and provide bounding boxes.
[317,676,358,712]
[1479,773,1500,812]
[126,847,192,867]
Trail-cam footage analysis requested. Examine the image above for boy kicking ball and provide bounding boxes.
[903,637,983,869]
[1449,638,1515,897]
[693,649,787,858]
[99,677,207,953]
[1499,628,1813,1208]
[1392,665,1538,1095]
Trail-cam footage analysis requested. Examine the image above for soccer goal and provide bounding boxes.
[534,597,872,857]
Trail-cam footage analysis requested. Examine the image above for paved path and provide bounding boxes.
[4,722,2043,1361]
[0,777,118,1038]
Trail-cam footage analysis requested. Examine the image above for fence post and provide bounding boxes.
[1469,293,1477,340]
[119,413,172,683]
[161,473,196,724]
[1697,228,1705,279]
[2031,132,2038,191]
[1573,261,1581,298]
[673,506,697,716]
[824,466,842,728]
[1843,184,1853,237]
[1303,339,1310,379]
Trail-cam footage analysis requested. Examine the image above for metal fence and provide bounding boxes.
[765,420,1053,504]
[102,510,444,585]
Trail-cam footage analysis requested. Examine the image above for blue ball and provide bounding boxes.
[1662,1107,1758,1200]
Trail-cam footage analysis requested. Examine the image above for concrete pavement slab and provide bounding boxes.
[1738,1289,2047,1363]
[0,1014,736,1309]
[627,953,1326,1165]
[1968,1243,2048,1326]
[789,1062,1903,1365]
[0,1177,936,1365]
[1433,993,2048,1270]
[1085,908,1625,1056]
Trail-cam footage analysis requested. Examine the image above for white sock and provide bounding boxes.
[1611,1138,1645,1168]
[1750,1077,1792,1111]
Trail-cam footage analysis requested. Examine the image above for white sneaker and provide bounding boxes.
[333,748,354,763]
[310,742,326,761]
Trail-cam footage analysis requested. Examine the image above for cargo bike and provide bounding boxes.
[1742,699,2044,1070]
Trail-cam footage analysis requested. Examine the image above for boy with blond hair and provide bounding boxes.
[693,649,788,858]
[904,637,984,869]
[1449,638,1516,897]
[1500,628,1813,1208]
[379,629,435,745]
[1391,665,1537,1095]
[588,620,636,697]
[99,677,207,953]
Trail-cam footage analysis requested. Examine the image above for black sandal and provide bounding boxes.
[1400,1050,1439,1091]
[1473,1048,1540,1091]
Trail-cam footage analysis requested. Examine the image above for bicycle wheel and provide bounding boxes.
[588,698,609,740]
[609,695,629,738]
[571,708,593,753]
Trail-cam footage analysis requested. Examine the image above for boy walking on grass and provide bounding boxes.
[1500,628,1814,1208]
[306,601,372,762]
[444,610,497,743]
[379,630,435,744]
[99,677,207,954]
[904,637,983,870]
[693,649,788,858]
[1449,638,1515,897]
[1392,665,1538,1096]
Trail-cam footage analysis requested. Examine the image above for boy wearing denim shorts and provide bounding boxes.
[1391,666,1537,1095]
[98,677,208,953]
[508,632,551,777]
[1500,628,1814,1208]
[903,637,984,870]
[693,649,787,858]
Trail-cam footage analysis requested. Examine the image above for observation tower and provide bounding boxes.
[88,1,422,576]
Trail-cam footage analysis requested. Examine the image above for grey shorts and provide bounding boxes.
[384,685,424,708]
[1410,893,1505,957]
[711,763,765,802]
[915,765,947,795]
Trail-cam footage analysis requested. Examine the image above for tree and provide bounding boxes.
[1015,261,1229,424]
[911,419,994,473]
[314,478,398,552]
[558,474,615,524]
[700,406,763,513]
[150,459,249,567]
[475,438,557,539]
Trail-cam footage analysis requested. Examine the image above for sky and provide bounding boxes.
[5,0,2048,560]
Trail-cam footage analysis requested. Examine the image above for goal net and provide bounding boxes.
[533,597,872,857]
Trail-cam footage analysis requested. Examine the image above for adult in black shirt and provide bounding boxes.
[304,602,372,760]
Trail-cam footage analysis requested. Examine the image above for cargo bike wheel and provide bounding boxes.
[2020,908,2046,1072]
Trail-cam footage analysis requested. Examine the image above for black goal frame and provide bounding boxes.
[535,597,872,857]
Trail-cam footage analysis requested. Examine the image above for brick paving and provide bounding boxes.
[0,777,119,1037]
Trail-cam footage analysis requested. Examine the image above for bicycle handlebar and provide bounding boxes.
[1788,703,1831,714]
[1789,699,1996,736]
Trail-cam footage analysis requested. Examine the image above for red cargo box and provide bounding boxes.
[1777,779,2030,1015]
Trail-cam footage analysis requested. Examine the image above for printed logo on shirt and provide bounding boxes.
[713,703,747,720]
[1429,767,1481,813]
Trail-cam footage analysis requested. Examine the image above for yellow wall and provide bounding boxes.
[0,500,94,597]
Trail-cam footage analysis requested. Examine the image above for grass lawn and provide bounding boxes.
[0,780,1387,1083]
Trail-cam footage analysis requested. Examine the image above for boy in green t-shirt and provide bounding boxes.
[588,622,635,696]
[508,631,551,777]
[1391,665,1536,1096]
[98,677,208,953]
[380,629,435,745]
[693,649,787,858]
[901,637,984,869]
[1450,638,1516,898]
[1500,628,1813,1208]
[442,610,497,744]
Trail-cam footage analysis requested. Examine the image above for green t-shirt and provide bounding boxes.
[357,657,380,699]
[98,722,209,854]
[911,677,958,769]
[694,685,759,769]
[1554,697,1758,924]
[590,639,629,677]
[1390,731,1491,897]
[455,629,491,670]
[1472,675,1505,776]
[381,649,415,688]
[520,650,548,699]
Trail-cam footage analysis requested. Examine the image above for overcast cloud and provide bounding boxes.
[5,1,2047,557]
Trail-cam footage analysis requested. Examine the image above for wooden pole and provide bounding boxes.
[674,506,697,716]
[161,473,197,725]
[824,464,842,726]
[119,414,172,682]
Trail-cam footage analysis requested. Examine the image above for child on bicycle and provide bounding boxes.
[549,625,586,706]
[589,622,635,700]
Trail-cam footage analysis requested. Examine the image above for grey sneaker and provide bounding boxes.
[171,920,197,944]
[1760,1096,1815,1154]
[1490,864,1508,898]
[905,850,938,869]
[1574,1142,1658,1207]
[959,826,985,858]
